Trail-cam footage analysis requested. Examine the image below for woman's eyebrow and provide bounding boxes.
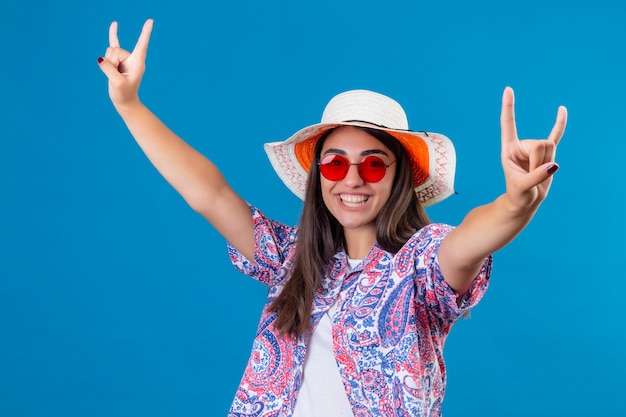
[322,148,347,156]
[361,149,390,157]
[322,148,390,157]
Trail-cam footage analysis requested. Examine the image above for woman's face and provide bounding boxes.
[319,126,396,233]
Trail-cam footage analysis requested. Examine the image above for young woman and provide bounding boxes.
[98,19,567,417]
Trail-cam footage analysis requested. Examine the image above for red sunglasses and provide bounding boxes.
[318,154,396,183]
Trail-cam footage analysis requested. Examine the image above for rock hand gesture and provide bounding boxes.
[98,19,154,109]
[500,86,567,211]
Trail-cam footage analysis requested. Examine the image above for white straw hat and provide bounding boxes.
[264,90,456,207]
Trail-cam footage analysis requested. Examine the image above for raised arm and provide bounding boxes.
[97,20,254,259]
[438,87,568,295]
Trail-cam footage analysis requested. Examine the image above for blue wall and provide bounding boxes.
[1,0,624,415]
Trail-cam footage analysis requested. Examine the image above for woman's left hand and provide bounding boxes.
[499,86,568,212]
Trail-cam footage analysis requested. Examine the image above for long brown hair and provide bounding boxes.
[268,126,431,336]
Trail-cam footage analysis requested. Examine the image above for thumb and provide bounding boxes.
[519,162,559,190]
[97,57,125,85]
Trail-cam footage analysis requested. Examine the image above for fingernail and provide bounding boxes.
[97,57,104,64]
[547,164,559,175]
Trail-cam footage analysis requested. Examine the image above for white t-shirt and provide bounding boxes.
[292,258,361,417]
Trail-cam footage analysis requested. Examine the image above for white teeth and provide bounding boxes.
[340,194,368,207]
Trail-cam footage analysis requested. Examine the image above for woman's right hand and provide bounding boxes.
[98,19,153,109]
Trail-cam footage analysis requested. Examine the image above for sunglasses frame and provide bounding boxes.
[318,154,396,183]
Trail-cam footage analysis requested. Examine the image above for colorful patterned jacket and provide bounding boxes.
[227,205,491,416]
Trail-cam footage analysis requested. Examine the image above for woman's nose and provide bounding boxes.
[342,163,365,186]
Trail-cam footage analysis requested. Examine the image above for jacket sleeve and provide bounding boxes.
[413,223,492,324]
[227,204,298,287]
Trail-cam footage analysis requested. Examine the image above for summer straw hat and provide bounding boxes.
[264,89,456,207]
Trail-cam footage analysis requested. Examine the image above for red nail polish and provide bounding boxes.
[97,57,104,64]
[547,164,559,175]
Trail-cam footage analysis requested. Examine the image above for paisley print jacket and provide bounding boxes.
[227,206,491,417]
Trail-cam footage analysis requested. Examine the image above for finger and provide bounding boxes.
[527,141,546,172]
[548,105,568,146]
[109,21,120,48]
[500,86,519,148]
[103,47,131,69]
[521,140,556,171]
[131,19,154,61]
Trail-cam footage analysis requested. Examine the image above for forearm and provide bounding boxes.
[115,100,228,212]
[439,194,538,294]
[451,194,537,263]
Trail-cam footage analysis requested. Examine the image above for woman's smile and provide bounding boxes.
[339,193,369,207]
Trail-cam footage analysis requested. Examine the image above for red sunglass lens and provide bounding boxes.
[358,156,387,182]
[319,155,350,181]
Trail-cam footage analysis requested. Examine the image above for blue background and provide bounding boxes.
[1,0,625,416]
